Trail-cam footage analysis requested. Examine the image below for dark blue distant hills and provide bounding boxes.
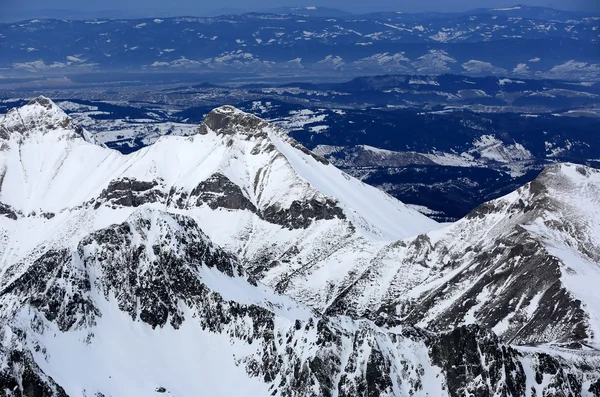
[0,5,598,80]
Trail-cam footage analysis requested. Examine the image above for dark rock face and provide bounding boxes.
[403,168,596,346]
[188,173,257,212]
[0,124,11,140]
[243,318,410,397]
[96,178,166,208]
[1,249,98,331]
[0,211,246,331]
[79,212,243,328]
[402,227,589,345]
[199,106,269,138]
[175,171,345,229]
[589,379,600,396]
[428,325,595,397]
[0,348,68,397]
[531,353,582,395]
[27,97,53,109]
[429,325,527,397]
[0,202,19,220]
[336,325,396,397]
[262,198,345,229]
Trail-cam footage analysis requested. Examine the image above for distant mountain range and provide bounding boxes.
[2,4,598,22]
[265,6,354,18]
[1,5,598,80]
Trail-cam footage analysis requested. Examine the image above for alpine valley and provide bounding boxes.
[0,97,599,396]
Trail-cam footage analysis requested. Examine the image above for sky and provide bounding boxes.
[3,0,599,17]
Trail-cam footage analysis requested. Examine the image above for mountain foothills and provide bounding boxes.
[0,98,600,396]
[0,5,599,80]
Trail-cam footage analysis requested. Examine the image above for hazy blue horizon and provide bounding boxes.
[5,0,600,16]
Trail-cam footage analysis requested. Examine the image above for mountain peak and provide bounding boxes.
[26,95,55,109]
[0,96,103,146]
[198,105,271,139]
[466,162,599,222]
[519,162,599,203]
[197,105,331,164]
[538,162,599,184]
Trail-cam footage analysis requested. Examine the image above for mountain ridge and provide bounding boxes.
[0,96,103,146]
[324,163,600,347]
[3,5,598,24]
[0,98,599,396]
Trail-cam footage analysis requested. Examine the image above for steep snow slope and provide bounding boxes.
[0,98,439,314]
[0,99,436,239]
[3,207,597,397]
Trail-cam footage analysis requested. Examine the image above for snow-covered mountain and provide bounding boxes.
[323,163,600,345]
[1,97,600,396]
[3,71,597,221]
[0,97,436,310]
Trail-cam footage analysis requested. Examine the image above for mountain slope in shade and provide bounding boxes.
[3,207,599,396]
[0,98,599,396]
[324,163,600,348]
[0,208,439,396]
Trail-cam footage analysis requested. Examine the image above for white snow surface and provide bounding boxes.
[27,297,273,397]
[0,99,436,238]
[0,99,599,396]
[0,98,439,315]
[0,100,453,396]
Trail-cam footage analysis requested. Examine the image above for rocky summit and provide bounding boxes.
[0,97,599,396]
